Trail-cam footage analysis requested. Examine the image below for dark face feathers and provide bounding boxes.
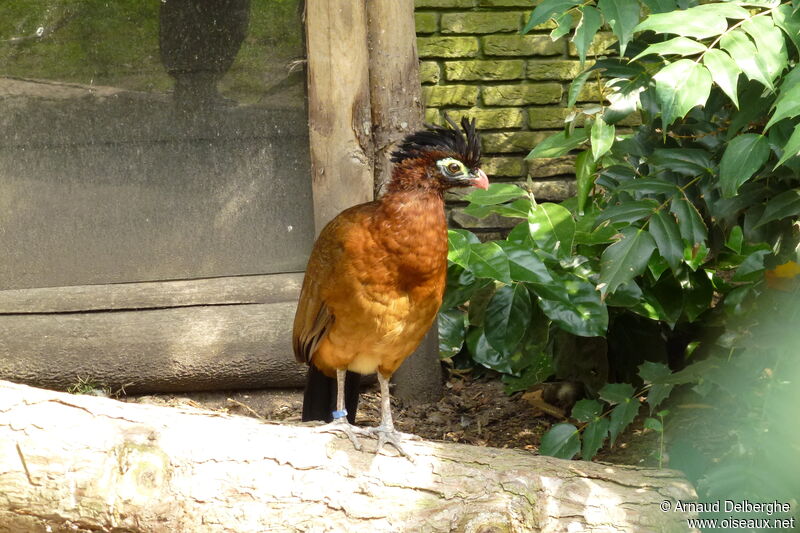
[390,116,481,170]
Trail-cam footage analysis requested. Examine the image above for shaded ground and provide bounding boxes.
[129,374,659,466]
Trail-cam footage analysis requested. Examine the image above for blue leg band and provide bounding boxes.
[332,409,348,420]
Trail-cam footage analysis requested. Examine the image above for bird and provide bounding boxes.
[292,116,488,457]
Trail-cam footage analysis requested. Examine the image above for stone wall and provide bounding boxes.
[415,0,601,237]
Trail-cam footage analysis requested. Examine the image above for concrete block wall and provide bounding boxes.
[414,0,613,237]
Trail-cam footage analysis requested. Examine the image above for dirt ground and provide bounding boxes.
[129,373,658,466]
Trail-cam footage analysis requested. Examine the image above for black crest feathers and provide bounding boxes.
[390,116,481,169]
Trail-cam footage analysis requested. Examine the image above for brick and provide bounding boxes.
[527,156,577,177]
[482,83,562,105]
[568,32,617,57]
[527,59,587,81]
[424,108,441,124]
[420,61,441,84]
[482,131,552,153]
[482,156,525,177]
[441,12,521,34]
[415,0,475,7]
[528,107,583,129]
[482,34,564,56]
[417,36,480,58]
[444,60,525,81]
[448,107,525,129]
[479,0,533,6]
[522,10,558,30]
[524,178,577,200]
[422,85,479,107]
[415,12,438,34]
[577,82,605,103]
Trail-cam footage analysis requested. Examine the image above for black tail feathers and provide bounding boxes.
[301,365,360,425]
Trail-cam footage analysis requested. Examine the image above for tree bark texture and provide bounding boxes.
[305,0,374,234]
[0,381,698,533]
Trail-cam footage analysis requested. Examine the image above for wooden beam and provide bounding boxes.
[367,0,425,196]
[0,380,700,533]
[305,0,374,234]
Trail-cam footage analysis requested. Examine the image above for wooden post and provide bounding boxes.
[366,0,441,403]
[305,0,375,234]
[366,0,426,197]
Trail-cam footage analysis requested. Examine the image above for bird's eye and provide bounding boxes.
[447,162,461,174]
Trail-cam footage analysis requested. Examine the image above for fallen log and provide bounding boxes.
[0,380,698,532]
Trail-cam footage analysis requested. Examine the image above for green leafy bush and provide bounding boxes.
[439,0,800,464]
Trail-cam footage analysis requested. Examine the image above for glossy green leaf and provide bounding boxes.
[643,417,663,432]
[537,276,608,337]
[575,150,597,214]
[599,382,635,403]
[528,202,576,256]
[641,0,676,14]
[526,128,589,159]
[631,36,707,62]
[568,69,595,109]
[648,210,682,271]
[597,0,640,56]
[447,229,473,268]
[725,225,743,254]
[438,309,468,358]
[465,183,526,205]
[539,423,580,459]
[653,59,712,129]
[523,0,582,34]
[590,116,615,161]
[571,398,603,422]
[466,327,512,373]
[720,29,774,90]
[485,284,533,356]
[594,200,659,227]
[649,148,713,176]
[719,134,770,198]
[609,399,640,445]
[757,189,800,227]
[634,9,728,39]
[742,16,788,83]
[765,83,800,130]
[670,197,708,244]
[572,6,603,66]
[501,242,554,284]
[615,178,679,195]
[599,226,657,295]
[774,124,800,168]
[703,49,741,108]
[691,2,749,20]
[581,417,610,459]
[468,242,510,283]
[733,249,770,282]
[773,4,800,54]
[639,361,674,413]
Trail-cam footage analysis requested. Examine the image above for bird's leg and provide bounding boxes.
[368,373,417,461]
[316,369,369,450]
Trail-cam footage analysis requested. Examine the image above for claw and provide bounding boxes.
[317,419,371,451]
[369,425,417,462]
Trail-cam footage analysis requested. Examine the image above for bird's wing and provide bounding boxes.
[292,202,378,365]
[292,276,334,365]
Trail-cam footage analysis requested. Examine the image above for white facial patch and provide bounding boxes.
[436,157,466,177]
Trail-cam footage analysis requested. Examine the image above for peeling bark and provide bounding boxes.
[0,381,698,532]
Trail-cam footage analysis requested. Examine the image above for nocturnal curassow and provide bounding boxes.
[292,117,488,457]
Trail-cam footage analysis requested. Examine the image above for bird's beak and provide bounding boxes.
[470,169,489,190]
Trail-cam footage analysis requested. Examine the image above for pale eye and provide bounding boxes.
[447,162,461,174]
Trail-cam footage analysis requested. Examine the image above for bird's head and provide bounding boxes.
[388,116,489,194]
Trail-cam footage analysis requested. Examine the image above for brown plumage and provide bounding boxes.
[293,117,488,457]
